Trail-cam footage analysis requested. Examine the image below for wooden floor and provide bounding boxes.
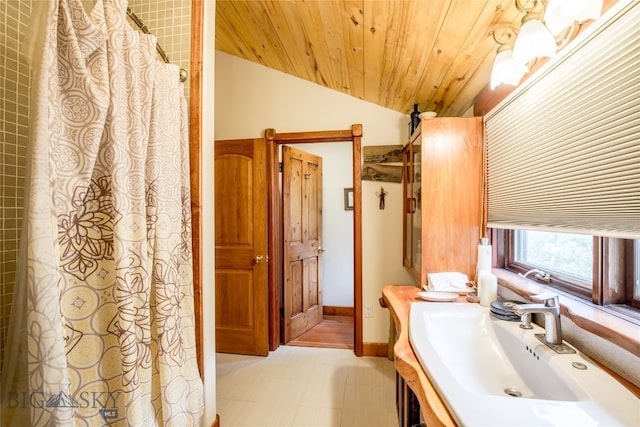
[287,315,354,349]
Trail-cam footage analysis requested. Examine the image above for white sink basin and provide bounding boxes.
[409,302,640,426]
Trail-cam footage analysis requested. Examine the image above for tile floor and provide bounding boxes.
[216,346,399,427]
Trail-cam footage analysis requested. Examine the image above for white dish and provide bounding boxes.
[417,291,459,302]
[419,111,437,119]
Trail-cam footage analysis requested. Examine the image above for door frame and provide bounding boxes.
[265,125,363,356]
[189,0,204,374]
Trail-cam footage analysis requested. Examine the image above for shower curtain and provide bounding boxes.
[0,0,204,425]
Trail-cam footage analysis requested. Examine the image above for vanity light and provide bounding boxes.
[512,11,557,64]
[491,48,528,89]
[544,0,575,35]
[490,25,529,89]
[544,0,603,35]
[491,0,597,90]
[555,0,602,21]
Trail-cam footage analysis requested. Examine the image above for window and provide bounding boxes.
[498,229,639,315]
[513,230,593,285]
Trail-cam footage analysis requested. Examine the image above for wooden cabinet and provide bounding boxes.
[402,117,484,285]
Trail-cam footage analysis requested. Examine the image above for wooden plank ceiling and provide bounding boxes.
[215,0,524,117]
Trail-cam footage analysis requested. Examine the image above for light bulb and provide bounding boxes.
[490,48,528,89]
[544,0,575,36]
[545,0,603,35]
[513,18,557,64]
[573,0,602,22]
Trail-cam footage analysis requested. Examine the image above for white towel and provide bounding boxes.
[426,272,470,293]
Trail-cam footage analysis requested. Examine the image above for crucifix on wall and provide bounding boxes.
[376,187,388,210]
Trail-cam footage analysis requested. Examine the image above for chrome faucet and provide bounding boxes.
[514,293,563,345]
[518,268,552,283]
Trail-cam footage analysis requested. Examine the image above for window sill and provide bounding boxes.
[494,268,640,359]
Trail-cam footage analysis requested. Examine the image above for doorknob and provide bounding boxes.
[253,255,264,264]
[318,247,326,254]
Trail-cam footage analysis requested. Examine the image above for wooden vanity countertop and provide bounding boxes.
[382,284,640,425]
[381,285,463,427]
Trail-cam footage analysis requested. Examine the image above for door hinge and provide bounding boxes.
[279,162,283,172]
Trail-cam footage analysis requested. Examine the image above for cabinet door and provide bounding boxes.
[420,117,483,283]
[411,136,422,276]
[403,137,422,282]
[403,144,413,270]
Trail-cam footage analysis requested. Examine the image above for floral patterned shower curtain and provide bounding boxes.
[0,0,204,425]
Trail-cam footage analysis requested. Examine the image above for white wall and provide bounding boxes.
[215,51,415,343]
[202,1,216,424]
[288,142,354,307]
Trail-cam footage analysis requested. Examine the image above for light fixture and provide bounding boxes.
[543,1,575,35]
[558,0,602,21]
[490,26,528,89]
[489,0,600,90]
[544,0,603,36]
[491,48,529,89]
[512,0,557,65]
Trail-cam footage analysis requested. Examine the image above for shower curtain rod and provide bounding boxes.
[126,7,188,83]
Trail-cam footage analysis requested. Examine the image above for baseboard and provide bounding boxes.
[323,305,354,317]
[363,342,389,357]
[211,414,219,427]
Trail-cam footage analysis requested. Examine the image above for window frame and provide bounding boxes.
[492,229,639,316]
[627,239,640,310]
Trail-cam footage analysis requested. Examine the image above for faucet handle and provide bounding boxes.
[531,293,559,307]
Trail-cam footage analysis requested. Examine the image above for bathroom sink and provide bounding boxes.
[409,302,640,426]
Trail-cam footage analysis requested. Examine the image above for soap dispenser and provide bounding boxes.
[477,237,492,275]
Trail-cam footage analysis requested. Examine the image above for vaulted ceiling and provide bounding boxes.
[215,0,527,117]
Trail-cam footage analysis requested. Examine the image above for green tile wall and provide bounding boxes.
[0,0,31,378]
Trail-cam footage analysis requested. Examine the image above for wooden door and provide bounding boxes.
[215,139,268,356]
[282,146,324,342]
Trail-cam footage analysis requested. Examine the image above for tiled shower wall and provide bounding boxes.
[0,0,31,377]
[0,0,191,376]
[128,0,193,99]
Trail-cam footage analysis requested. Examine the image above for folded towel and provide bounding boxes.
[426,272,470,293]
